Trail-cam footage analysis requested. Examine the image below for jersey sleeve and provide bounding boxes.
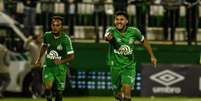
[65,35,74,55]
[133,27,144,42]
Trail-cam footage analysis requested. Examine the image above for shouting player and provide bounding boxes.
[104,11,157,101]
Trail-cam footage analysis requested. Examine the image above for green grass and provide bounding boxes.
[1,97,201,101]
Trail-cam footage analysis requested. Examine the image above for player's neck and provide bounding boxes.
[117,26,127,35]
[53,33,61,39]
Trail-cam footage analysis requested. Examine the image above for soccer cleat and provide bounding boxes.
[47,96,52,101]
[123,98,131,101]
[115,94,123,101]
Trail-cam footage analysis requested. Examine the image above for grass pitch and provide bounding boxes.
[0,97,201,101]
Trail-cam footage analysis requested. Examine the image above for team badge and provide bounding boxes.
[116,38,121,43]
[47,43,50,47]
[57,44,63,51]
[129,38,134,44]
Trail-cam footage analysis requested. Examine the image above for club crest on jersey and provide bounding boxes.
[116,38,121,43]
[47,50,61,60]
[47,43,50,47]
[129,38,134,44]
[57,44,63,51]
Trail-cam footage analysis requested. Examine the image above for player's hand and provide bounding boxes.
[104,32,113,41]
[150,57,157,68]
[53,59,63,64]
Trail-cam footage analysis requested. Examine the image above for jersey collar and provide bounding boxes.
[115,26,128,36]
[52,32,63,39]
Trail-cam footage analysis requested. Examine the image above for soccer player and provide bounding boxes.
[104,11,157,101]
[35,16,74,101]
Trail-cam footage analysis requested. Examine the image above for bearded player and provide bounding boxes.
[104,11,157,101]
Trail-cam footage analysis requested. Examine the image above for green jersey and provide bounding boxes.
[43,31,74,67]
[106,26,144,68]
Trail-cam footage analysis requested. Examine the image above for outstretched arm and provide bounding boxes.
[142,38,157,66]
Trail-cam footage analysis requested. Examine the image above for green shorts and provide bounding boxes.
[111,63,136,94]
[42,64,67,91]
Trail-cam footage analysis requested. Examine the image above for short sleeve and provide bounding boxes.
[133,28,144,42]
[65,35,74,55]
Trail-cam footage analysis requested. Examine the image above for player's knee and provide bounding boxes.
[44,81,53,90]
[44,85,52,90]
[122,84,131,98]
[122,84,131,92]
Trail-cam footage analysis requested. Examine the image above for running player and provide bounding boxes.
[35,16,74,101]
[104,11,157,101]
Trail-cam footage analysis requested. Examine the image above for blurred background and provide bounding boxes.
[0,0,201,100]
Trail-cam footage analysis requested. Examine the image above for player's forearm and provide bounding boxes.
[110,38,122,49]
[61,54,74,64]
[38,45,47,60]
[105,32,121,49]
[142,39,155,58]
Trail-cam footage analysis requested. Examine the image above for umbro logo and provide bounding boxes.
[150,70,185,86]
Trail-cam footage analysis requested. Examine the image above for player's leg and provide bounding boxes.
[122,84,131,101]
[54,65,67,101]
[31,67,43,98]
[55,90,63,101]
[121,64,136,101]
[43,67,54,101]
[44,80,53,101]
[111,68,123,101]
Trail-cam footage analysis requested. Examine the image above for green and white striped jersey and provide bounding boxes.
[106,26,144,68]
[43,32,74,67]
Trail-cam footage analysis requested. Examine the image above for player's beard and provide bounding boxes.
[117,25,126,33]
[54,32,60,36]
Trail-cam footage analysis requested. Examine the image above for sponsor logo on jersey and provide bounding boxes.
[113,45,133,55]
[47,50,61,60]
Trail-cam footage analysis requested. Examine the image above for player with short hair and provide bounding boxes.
[104,11,157,101]
[35,16,74,101]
